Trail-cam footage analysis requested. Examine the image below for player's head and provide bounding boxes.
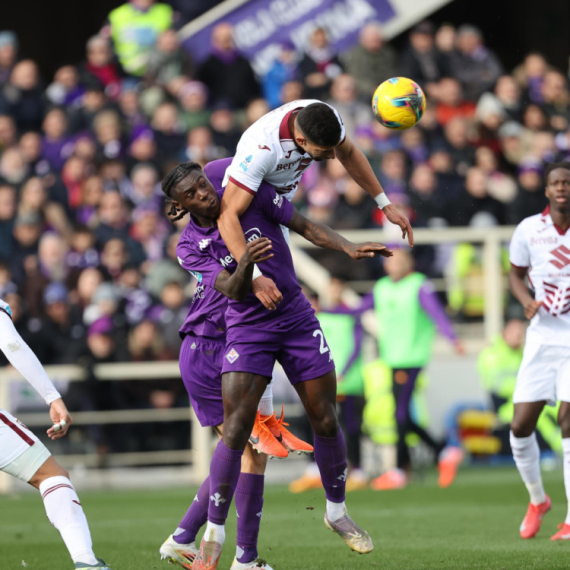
[383,248,414,281]
[162,162,219,225]
[544,161,570,212]
[294,103,343,161]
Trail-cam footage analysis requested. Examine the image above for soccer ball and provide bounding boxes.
[372,77,426,130]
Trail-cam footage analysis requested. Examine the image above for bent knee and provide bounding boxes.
[312,414,339,438]
[510,421,535,439]
[28,460,69,489]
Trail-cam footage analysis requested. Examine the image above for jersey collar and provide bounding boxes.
[542,205,570,236]
[279,107,303,154]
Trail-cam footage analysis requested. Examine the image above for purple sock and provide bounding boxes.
[235,473,264,564]
[208,440,244,525]
[173,476,210,544]
[313,430,348,503]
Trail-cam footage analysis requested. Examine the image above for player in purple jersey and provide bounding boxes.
[162,158,392,570]
[160,235,277,570]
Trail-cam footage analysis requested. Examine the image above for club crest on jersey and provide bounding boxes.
[239,155,253,172]
[226,348,240,363]
[199,238,211,250]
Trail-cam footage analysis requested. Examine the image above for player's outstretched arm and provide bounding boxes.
[336,136,414,247]
[214,237,274,301]
[0,311,72,438]
[287,210,393,259]
[509,266,541,320]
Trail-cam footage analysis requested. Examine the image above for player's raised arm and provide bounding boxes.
[335,136,414,247]
[0,310,72,439]
[286,209,393,259]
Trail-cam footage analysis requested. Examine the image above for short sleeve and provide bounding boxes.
[176,242,225,289]
[224,138,276,195]
[509,222,530,268]
[256,182,294,226]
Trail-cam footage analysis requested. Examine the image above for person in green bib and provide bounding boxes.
[337,248,465,490]
[105,0,173,77]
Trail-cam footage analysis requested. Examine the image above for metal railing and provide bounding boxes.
[0,226,515,492]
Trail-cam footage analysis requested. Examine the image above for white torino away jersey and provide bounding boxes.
[510,206,570,346]
[222,99,345,202]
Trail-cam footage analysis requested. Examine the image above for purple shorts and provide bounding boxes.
[221,311,336,382]
[179,334,224,428]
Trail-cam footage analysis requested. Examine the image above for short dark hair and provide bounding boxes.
[161,161,202,222]
[296,103,342,147]
[545,161,570,182]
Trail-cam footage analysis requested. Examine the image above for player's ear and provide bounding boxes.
[295,134,307,147]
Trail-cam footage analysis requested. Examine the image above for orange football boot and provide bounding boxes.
[249,412,288,458]
[261,405,314,454]
[520,495,551,539]
[370,468,408,491]
[551,522,570,541]
[288,472,323,493]
[438,446,464,488]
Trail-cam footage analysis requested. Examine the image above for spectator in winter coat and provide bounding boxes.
[299,27,343,101]
[342,23,397,100]
[197,23,260,110]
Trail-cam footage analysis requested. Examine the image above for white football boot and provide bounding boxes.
[160,534,198,569]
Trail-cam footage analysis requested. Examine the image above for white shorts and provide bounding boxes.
[0,408,51,482]
[513,344,570,407]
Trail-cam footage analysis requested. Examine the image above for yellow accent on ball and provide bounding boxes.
[372,77,426,130]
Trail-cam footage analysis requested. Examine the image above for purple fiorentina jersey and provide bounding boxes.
[177,219,228,341]
[180,159,314,332]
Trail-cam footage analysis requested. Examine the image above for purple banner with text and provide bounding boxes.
[182,0,396,75]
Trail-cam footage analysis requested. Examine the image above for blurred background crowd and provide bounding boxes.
[0,0,567,456]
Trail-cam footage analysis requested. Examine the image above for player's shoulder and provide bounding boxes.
[515,212,547,234]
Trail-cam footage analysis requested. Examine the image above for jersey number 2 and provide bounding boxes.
[313,329,329,354]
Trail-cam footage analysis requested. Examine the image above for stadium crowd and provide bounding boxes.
[0,0,568,450]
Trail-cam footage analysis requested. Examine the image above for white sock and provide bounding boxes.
[258,382,274,417]
[39,476,98,565]
[326,500,347,522]
[204,521,225,545]
[510,431,546,505]
[562,438,570,524]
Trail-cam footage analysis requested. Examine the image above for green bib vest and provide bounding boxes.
[477,336,523,399]
[109,3,173,76]
[317,312,363,396]
[373,272,435,368]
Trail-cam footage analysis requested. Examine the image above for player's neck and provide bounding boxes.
[549,205,570,231]
[191,213,216,228]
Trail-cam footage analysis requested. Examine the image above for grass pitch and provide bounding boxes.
[1,468,570,569]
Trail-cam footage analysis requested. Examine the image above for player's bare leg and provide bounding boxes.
[511,401,551,538]
[294,371,373,554]
[551,401,570,540]
[193,373,268,570]
[27,456,110,569]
